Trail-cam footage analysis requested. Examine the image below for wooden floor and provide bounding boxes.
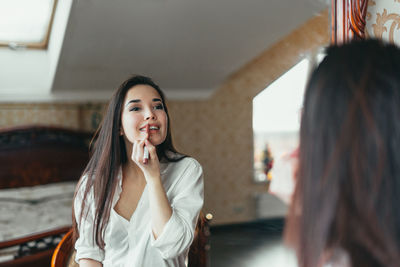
[209,218,297,267]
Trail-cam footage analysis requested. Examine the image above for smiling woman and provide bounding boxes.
[0,0,57,49]
[120,84,168,150]
[72,75,204,267]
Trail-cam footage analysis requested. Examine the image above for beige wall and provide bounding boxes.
[0,9,329,225]
[168,9,330,224]
[0,103,105,132]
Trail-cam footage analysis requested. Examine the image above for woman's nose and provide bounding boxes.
[145,109,156,120]
[145,115,155,120]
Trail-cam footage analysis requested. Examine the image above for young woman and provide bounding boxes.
[285,39,400,267]
[73,75,204,267]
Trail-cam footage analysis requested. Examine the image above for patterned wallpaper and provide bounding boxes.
[168,9,330,225]
[366,0,400,44]
[0,103,105,132]
[0,9,329,225]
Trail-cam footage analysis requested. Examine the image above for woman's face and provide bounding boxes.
[120,84,168,146]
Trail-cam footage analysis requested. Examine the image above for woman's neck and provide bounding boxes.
[122,161,145,183]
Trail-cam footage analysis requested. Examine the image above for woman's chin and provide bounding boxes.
[149,137,165,146]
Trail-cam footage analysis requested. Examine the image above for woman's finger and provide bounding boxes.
[144,139,158,161]
[132,139,145,163]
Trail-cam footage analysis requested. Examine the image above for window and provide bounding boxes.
[253,53,325,184]
[252,59,310,183]
[0,0,57,49]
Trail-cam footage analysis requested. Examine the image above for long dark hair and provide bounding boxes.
[72,75,185,249]
[285,39,400,267]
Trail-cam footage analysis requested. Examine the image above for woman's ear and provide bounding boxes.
[119,128,124,136]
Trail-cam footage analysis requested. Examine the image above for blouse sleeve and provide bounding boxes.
[150,158,204,259]
[74,176,105,263]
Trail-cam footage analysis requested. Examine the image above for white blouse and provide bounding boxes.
[74,157,204,267]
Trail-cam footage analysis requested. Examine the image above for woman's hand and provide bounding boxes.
[131,133,172,239]
[131,132,161,182]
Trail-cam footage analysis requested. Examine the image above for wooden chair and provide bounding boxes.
[50,229,75,267]
[51,213,211,267]
[0,227,71,267]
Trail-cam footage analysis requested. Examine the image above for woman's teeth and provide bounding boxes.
[141,126,159,131]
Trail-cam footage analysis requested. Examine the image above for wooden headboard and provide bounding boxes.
[0,126,92,189]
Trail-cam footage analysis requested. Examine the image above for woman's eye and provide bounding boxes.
[129,106,140,112]
[154,104,164,110]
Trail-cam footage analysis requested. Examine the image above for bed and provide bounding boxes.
[0,126,92,267]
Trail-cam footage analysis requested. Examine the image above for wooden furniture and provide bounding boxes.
[331,0,368,44]
[51,213,211,267]
[0,227,71,267]
[0,126,92,267]
[0,125,91,189]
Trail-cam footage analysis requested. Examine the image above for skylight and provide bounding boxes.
[0,0,57,49]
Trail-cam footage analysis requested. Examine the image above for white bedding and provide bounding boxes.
[0,181,77,241]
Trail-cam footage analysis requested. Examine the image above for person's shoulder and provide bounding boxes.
[75,173,95,200]
[176,156,202,170]
[164,156,203,178]
[77,173,91,189]
[166,157,203,190]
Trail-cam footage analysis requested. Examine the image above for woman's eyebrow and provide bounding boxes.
[125,98,162,106]
[125,99,141,106]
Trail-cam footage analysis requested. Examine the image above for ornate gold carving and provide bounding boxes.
[369,0,376,6]
[372,9,400,42]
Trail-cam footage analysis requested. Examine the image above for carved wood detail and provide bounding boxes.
[332,0,368,43]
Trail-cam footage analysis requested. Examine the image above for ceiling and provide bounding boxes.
[0,0,329,101]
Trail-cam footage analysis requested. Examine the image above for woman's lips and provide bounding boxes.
[139,125,160,132]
